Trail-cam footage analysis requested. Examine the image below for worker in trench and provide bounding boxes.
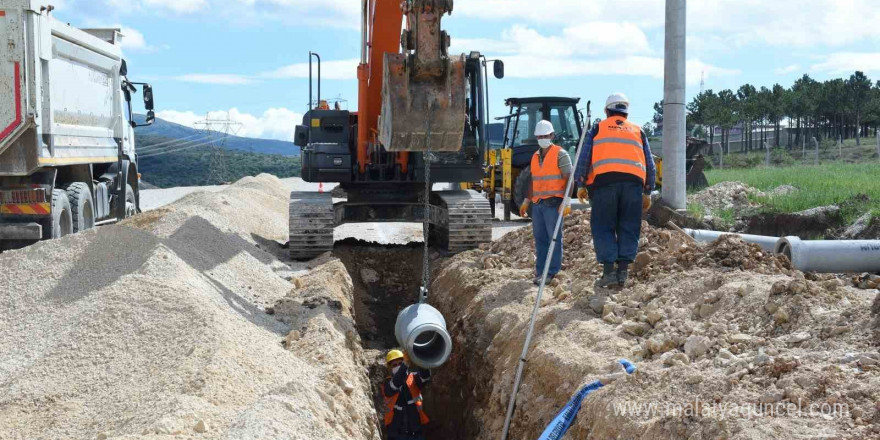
[519,120,573,285]
[383,349,431,440]
[574,93,656,288]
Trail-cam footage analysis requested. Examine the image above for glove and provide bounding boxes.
[577,188,589,204]
[642,194,652,212]
[519,201,530,218]
[563,205,572,216]
[403,351,411,366]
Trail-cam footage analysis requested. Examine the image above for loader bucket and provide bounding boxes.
[379,53,466,152]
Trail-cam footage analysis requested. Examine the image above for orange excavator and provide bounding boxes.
[290,0,504,259]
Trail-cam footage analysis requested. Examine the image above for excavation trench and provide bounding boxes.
[334,242,483,439]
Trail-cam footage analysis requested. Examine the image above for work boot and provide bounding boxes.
[597,264,618,288]
[533,274,555,286]
[617,262,630,287]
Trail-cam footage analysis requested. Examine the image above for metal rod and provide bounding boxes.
[499,112,591,440]
[661,0,687,210]
[776,237,880,273]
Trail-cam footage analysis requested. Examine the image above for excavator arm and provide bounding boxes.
[358,0,466,161]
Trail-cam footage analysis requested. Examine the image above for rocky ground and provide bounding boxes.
[2,175,877,440]
[426,210,880,439]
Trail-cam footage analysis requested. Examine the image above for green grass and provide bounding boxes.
[705,162,880,222]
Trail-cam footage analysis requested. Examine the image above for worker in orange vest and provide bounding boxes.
[383,349,431,440]
[519,120,572,285]
[574,93,656,288]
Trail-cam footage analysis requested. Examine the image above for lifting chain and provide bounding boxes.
[420,144,432,303]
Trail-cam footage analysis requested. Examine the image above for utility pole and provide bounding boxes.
[195,113,242,185]
[662,0,687,210]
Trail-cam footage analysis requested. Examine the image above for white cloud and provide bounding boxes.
[172,74,255,85]
[451,26,738,84]
[811,53,880,75]
[157,108,303,141]
[774,64,802,75]
[115,25,159,53]
[142,0,207,14]
[262,59,360,80]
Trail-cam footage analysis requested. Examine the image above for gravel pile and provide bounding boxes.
[689,181,766,215]
[430,209,880,439]
[0,174,380,440]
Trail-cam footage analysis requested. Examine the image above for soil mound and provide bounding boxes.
[0,174,380,440]
[430,210,879,439]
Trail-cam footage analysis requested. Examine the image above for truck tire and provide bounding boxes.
[111,184,137,219]
[513,166,532,218]
[51,189,73,239]
[64,182,95,233]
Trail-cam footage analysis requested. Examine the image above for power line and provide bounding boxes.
[138,139,220,158]
[137,132,205,150]
[138,134,221,153]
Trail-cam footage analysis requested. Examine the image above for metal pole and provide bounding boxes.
[661,0,687,210]
[499,118,591,440]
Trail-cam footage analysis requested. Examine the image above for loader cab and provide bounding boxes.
[501,97,583,168]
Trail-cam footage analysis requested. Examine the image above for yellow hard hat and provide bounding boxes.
[386,349,405,365]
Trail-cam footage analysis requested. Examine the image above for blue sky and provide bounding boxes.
[52,0,880,141]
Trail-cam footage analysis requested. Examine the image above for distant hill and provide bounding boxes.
[133,115,300,157]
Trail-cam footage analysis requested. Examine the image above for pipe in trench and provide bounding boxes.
[395,303,452,369]
[775,237,880,273]
[683,228,779,252]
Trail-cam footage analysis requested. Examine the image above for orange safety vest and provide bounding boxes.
[530,144,567,203]
[384,373,430,427]
[586,116,647,185]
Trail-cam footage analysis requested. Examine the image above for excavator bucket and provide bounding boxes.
[379,53,466,152]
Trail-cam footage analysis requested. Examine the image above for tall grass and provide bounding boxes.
[705,162,880,222]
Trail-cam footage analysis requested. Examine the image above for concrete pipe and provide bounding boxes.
[683,229,779,253]
[395,303,453,369]
[775,236,880,273]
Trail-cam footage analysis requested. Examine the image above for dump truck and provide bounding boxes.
[0,1,155,249]
[290,0,503,259]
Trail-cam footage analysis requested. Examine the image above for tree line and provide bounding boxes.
[653,71,880,153]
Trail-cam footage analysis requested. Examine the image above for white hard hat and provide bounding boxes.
[605,93,630,114]
[534,120,555,136]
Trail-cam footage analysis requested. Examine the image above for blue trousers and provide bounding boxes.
[589,181,643,264]
[532,197,564,277]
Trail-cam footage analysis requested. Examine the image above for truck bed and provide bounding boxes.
[0,0,129,176]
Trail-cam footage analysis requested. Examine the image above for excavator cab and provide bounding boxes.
[473,97,584,220]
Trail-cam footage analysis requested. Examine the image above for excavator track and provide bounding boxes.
[289,192,335,260]
[434,190,492,253]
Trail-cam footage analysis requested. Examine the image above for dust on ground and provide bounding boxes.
[0,174,381,440]
[427,210,880,440]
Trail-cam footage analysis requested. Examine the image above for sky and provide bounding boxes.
[50,0,880,142]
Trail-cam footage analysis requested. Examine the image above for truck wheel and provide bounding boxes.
[124,184,137,218]
[51,189,73,239]
[112,184,137,219]
[513,166,532,218]
[65,182,95,232]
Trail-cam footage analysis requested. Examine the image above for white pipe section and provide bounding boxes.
[395,303,452,369]
[661,0,687,210]
[683,229,779,252]
[776,237,880,273]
